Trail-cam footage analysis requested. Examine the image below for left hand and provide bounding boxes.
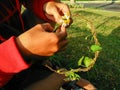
[43,1,72,25]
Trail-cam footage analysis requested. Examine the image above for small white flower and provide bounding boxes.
[61,12,70,27]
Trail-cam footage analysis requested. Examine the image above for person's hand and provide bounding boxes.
[16,23,68,57]
[43,1,72,26]
[76,78,97,90]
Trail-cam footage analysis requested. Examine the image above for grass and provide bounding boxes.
[51,8,120,89]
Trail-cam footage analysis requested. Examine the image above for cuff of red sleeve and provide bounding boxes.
[0,36,30,73]
[33,0,54,22]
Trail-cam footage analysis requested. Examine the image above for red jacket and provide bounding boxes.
[0,0,53,87]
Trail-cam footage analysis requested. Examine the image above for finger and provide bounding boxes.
[41,23,54,32]
[56,3,71,17]
[58,39,68,51]
[66,18,73,28]
[56,26,67,41]
[49,6,62,24]
[45,14,55,22]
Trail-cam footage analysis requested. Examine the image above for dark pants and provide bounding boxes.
[4,63,53,90]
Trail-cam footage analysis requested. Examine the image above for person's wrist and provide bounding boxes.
[15,35,32,56]
[16,36,35,64]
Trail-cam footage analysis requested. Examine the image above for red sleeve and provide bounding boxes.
[0,36,29,87]
[32,0,54,22]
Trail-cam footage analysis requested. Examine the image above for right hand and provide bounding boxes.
[16,23,68,57]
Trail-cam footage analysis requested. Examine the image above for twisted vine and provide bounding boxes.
[44,14,101,81]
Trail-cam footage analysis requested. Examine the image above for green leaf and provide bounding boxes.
[78,56,84,66]
[65,71,80,81]
[90,44,102,53]
[83,57,93,67]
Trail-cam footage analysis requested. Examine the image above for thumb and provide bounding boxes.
[49,6,62,24]
[42,23,54,32]
[56,26,67,41]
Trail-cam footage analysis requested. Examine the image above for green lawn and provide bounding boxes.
[51,8,120,89]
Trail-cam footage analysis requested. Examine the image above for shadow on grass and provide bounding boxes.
[74,10,102,17]
[96,0,116,9]
[52,9,120,89]
[80,26,120,90]
[55,25,120,89]
[96,16,120,29]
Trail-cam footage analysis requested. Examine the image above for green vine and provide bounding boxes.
[45,14,102,81]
